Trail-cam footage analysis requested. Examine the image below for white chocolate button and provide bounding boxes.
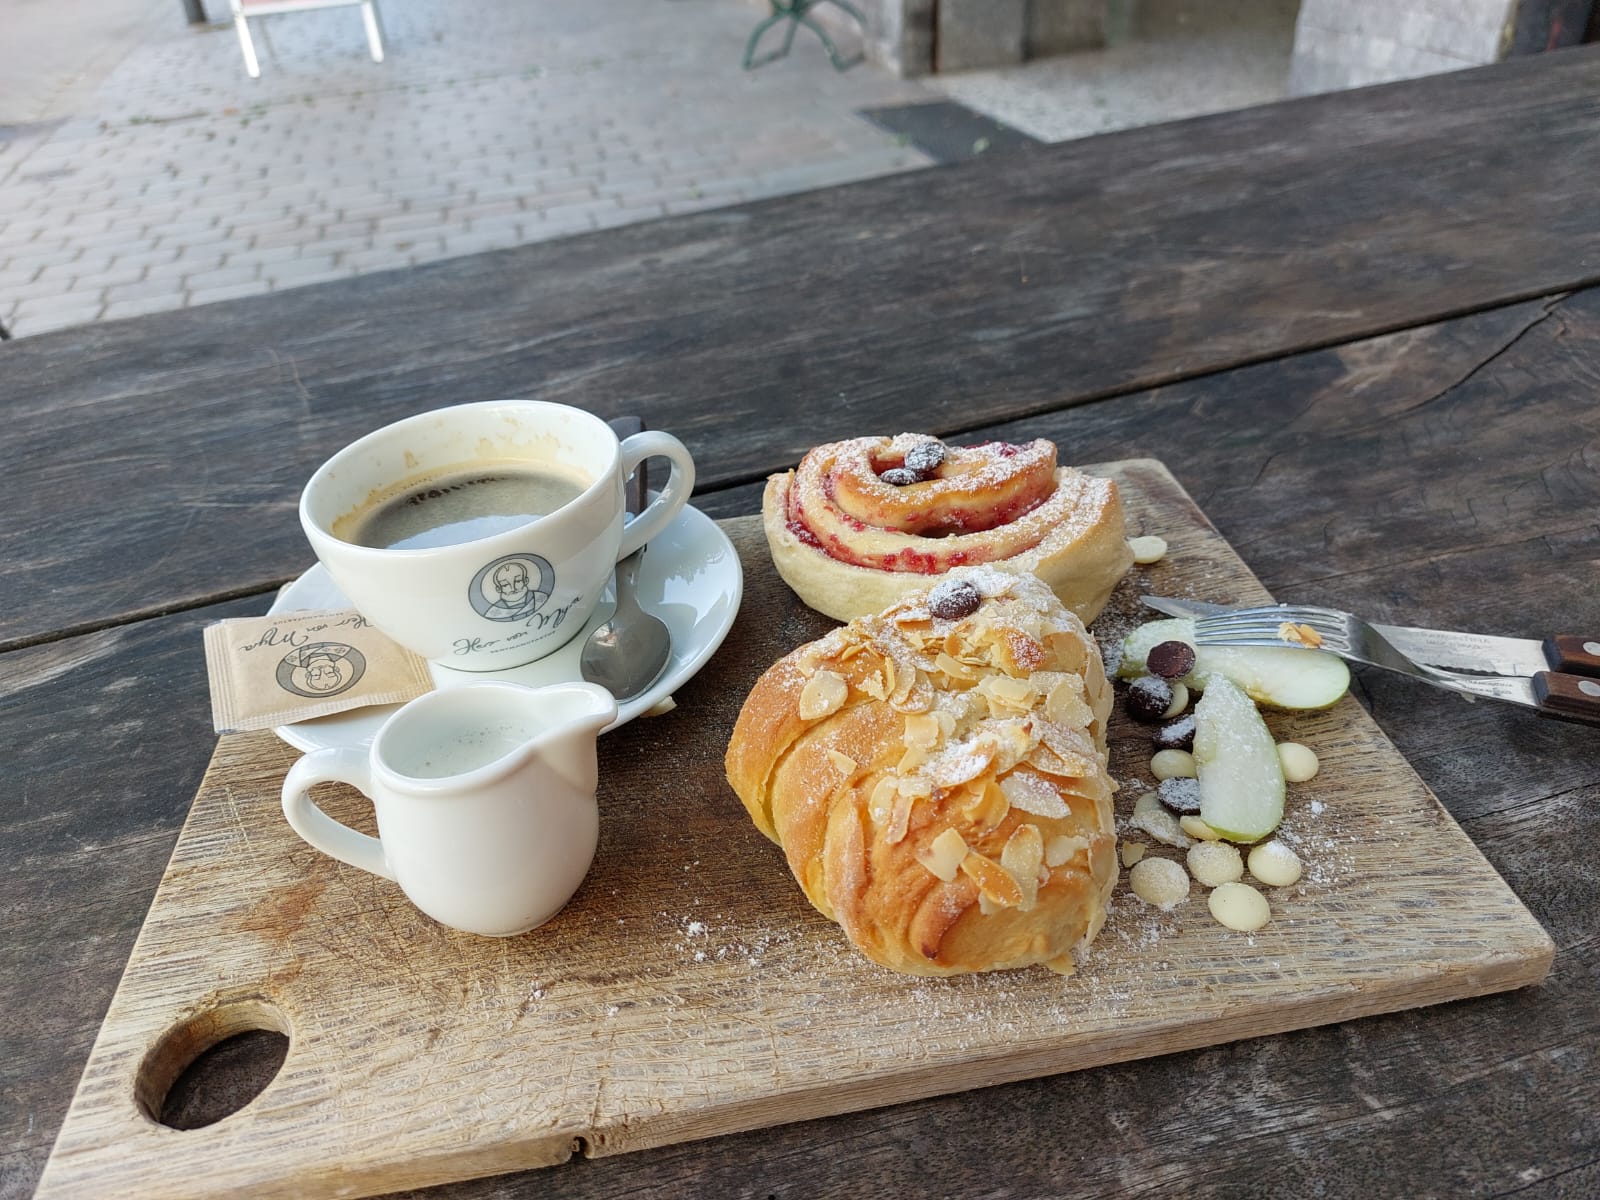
[1248,840,1303,887]
[1179,814,1222,841]
[1162,682,1190,719]
[1151,748,1197,780]
[1187,841,1244,887]
[1208,882,1271,931]
[1276,741,1319,783]
[1128,535,1168,564]
[1129,857,1189,910]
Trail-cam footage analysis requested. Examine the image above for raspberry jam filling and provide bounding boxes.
[787,457,1054,573]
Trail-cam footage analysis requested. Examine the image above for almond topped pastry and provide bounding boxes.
[725,569,1118,976]
[762,433,1133,625]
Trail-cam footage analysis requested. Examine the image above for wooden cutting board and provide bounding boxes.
[36,460,1553,1200]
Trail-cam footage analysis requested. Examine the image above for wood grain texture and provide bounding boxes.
[34,466,1551,1200]
[7,291,1600,1200]
[1546,634,1600,677]
[961,289,1600,831]
[0,596,269,1197]
[6,48,1600,648]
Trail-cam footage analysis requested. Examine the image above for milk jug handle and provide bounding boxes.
[281,747,394,881]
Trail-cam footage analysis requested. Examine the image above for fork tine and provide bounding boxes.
[1192,636,1342,652]
[1197,613,1346,639]
[1196,630,1355,653]
[1192,612,1353,652]
[1198,607,1342,630]
[1196,614,1318,633]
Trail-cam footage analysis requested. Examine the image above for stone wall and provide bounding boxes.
[937,0,1105,71]
[1289,0,1593,95]
[740,0,1104,76]
[821,0,934,77]
[745,0,1590,83]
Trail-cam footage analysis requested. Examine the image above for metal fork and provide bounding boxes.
[1191,604,1542,707]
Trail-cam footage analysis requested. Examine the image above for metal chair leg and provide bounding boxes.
[233,10,261,78]
[743,0,864,72]
[360,1,385,63]
[743,9,789,71]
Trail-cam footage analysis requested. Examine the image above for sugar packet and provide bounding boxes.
[204,608,434,734]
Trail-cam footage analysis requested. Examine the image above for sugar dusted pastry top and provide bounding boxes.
[725,568,1119,977]
[763,433,1132,625]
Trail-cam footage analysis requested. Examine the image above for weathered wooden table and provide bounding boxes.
[5,46,1599,1200]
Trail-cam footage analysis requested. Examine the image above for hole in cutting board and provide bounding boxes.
[135,996,291,1130]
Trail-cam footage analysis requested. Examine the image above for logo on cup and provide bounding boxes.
[276,642,366,698]
[470,552,556,622]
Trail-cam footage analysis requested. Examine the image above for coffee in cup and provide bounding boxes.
[300,402,695,671]
[335,462,594,551]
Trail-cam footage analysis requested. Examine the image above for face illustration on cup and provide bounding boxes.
[280,681,617,937]
[300,401,696,671]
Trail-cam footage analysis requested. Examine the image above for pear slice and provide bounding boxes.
[1192,676,1286,843]
[1117,618,1350,711]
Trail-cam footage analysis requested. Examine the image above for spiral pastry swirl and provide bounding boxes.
[763,434,1132,624]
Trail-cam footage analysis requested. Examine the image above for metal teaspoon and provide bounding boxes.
[580,417,673,702]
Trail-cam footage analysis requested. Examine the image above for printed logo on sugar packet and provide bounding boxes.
[275,642,367,698]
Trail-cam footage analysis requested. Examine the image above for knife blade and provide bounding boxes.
[1140,596,1600,679]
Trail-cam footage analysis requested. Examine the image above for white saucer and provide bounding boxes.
[269,503,743,752]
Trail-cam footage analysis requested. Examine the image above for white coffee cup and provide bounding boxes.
[280,680,617,937]
[300,401,695,671]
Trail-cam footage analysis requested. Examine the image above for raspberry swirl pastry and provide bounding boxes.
[763,433,1132,624]
[725,569,1118,977]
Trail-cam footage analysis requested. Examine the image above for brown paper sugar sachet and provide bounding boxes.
[204,608,435,734]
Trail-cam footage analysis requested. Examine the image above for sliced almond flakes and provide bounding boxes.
[999,769,1071,819]
[897,743,929,774]
[798,669,848,720]
[935,652,979,684]
[902,712,941,750]
[1046,834,1090,867]
[916,828,968,882]
[885,790,915,845]
[1000,823,1045,912]
[868,776,898,825]
[960,850,1023,909]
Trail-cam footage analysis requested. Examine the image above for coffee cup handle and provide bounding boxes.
[281,747,395,881]
[616,431,696,560]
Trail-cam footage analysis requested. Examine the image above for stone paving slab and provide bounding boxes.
[0,0,934,337]
[932,0,1299,143]
[0,0,170,128]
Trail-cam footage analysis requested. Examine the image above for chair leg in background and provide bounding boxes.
[234,11,261,77]
[744,0,864,71]
[360,1,385,63]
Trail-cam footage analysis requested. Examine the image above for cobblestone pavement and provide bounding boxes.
[0,0,934,337]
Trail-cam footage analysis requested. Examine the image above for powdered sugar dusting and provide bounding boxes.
[1001,770,1072,818]
[950,564,1019,598]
